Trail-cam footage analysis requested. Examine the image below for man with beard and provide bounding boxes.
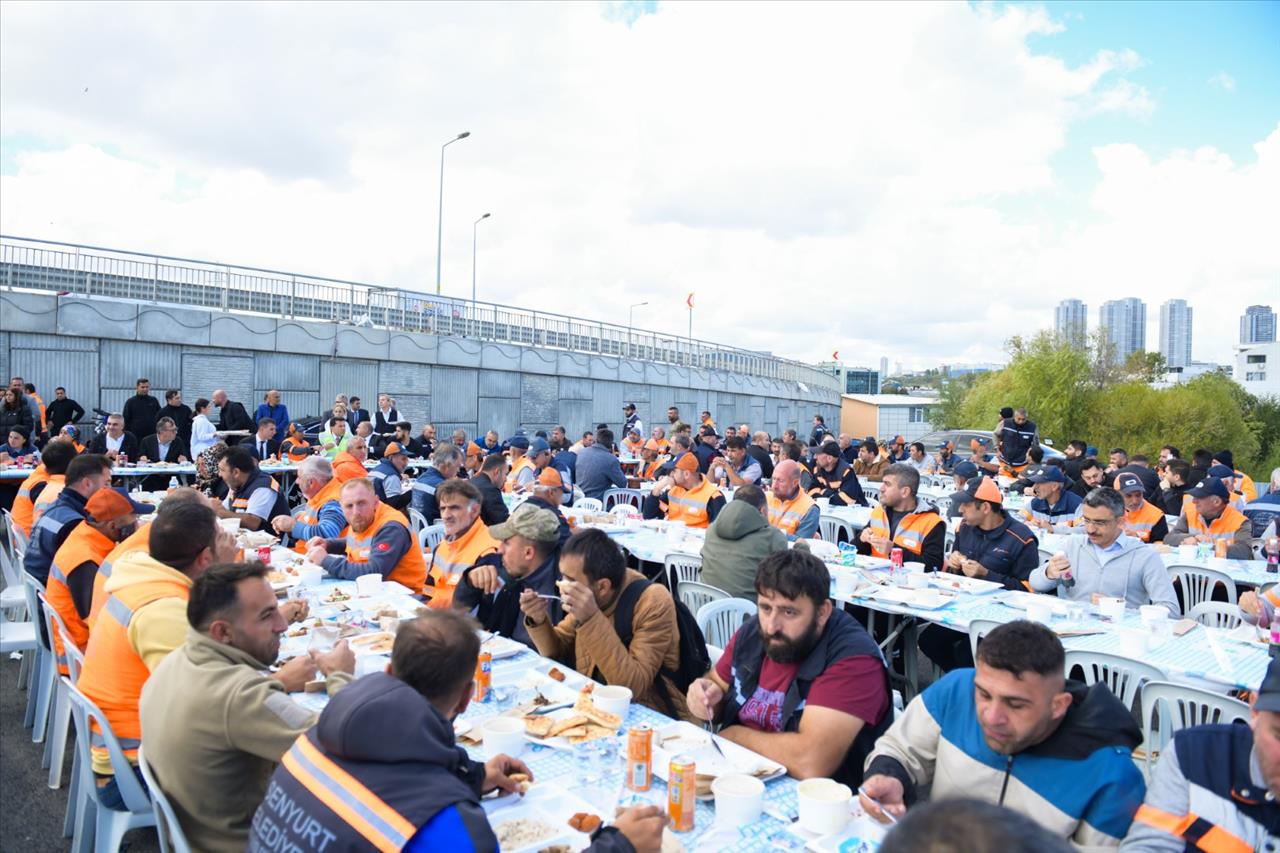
[1071,457,1106,498]
[860,621,1146,846]
[139,562,354,852]
[687,550,891,783]
[766,460,820,540]
[305,478,427,594]
[809,440,869,507]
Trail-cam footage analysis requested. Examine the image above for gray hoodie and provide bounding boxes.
[700,500,789,601]
[1029,532,1179,618]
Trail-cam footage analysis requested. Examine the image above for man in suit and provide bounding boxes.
[87,412,139,462]
[247,418,281,461]
[346,396,371,432]
[211,388,253,443]
[139,417,191,488]
[373,393,400,435]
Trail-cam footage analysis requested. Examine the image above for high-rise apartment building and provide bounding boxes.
[1054,299,1088,348]
[1099,298,1147,360]
[1241,305,1277,344]
[1158,299,1193,368]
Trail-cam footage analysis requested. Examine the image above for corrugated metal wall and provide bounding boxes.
[319,360,379,412]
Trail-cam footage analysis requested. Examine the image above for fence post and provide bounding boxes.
[153,257,160,303]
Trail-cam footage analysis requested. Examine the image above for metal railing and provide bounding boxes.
[0,235,838,392]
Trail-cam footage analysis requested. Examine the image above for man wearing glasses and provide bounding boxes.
[1029,486,1179,618]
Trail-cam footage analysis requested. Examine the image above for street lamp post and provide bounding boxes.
[471,213,491,337]
[627,301,648,358]
[435,131,471,295]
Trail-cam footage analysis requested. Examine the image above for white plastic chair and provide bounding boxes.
[664,552,702,593]
[1187,601,1244,630]
[696,597,756,650]
[967,619,1003,661]
[677,580,729,615]
[819,515,854,545]
[943,530,955,556]
[407,507,429,537]
[1064,650,1166,712]
[576,498,603,513]
[1169,564,1237,613]
[0,543,26,616]
[64,677,157,852]
[603,488,644,511]
[138,745,193,853]
[9,512,30,560]
[54,619,88,843]
[1139,680,1249,777]
[40,594,81,789]
[21,572,55,739]
[418,523,445,552]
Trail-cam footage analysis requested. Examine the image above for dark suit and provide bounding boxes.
[247,436,282,461]
[217,400,253,443]
[88,431,139,460]
[138,435,190,488]
[373,409,401,435]
[471,472,510,527]
[347,409,371,432]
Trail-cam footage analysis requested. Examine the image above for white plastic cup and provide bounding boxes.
[592,685,632,719]
[298,566,325,587]
[834,572,857,596]
[355,574,384,597]
[481,716,526,759]
[903,562,925,574]
[815,497,831,509]
[905,572,930,590]
[1025,599,1055,625]
[797,778,852,835]
[712,774,765,825]
[1098,596,1126,622]
[217,517,241,533]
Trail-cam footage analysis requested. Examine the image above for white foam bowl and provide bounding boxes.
[481,716,526,759]
[592,685,632,719]
[797,778,852,835]
[713,773,764,824]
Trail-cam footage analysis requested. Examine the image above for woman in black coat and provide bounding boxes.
[0,388,34,435]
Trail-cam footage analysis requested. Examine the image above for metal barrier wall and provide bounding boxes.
[0,235,838,393]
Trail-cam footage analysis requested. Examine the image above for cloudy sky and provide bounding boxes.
[2,1,1277,370]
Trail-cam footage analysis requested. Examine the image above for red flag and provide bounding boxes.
[832,350,839,361]
[686,293,694,310]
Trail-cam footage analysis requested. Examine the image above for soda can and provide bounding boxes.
[626,725,653,791]
[667,754,696,831]
[890,547,904,569]
[474,651,492,703]
[257,545,272,565]
[1214,538,1229,559]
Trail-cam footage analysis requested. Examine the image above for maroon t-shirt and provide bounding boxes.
[715,632,889,731]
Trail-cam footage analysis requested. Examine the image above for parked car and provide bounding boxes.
[913,428,1064,461]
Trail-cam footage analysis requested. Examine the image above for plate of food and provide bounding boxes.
[237,530,278,550]
[484,787,600,853]
[522,685,622,748]
[651,720,785,798]
[347,631,395,654]
[481,633,528,661]
[927,573,1003,595]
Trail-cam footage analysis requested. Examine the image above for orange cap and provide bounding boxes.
[644,439,662,451]
[675,452,699,473]
[536,466,564,488]
[466,441,484,458]
[971,477,1004,504]
[382,441,407,457]
[87,489,135,522]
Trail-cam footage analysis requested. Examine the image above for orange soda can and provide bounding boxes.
[667,754,696,831]
[474,651,492,702]
[627,725,653,791]
[1215,538,1229,558]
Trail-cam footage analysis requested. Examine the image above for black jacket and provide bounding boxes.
[45,398,85,434]
[746,445,775,479]
[0,403,34,436]
[470,473,510,527]
[138,434,190,463]
[88,430,139,460]
[216,400,253,434]
[122,394,162,439]
[157,403,194,444]
[245,436,281,461]
[373,409,401,434]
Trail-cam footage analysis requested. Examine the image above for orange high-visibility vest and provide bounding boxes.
[332,452,366,483]
[768,491,817,537]
[291,477,348,553]
[867,505,944,558]
[11,465,51,536]
[642,458,666,480]
[47,522,115,670]
[77,573,190,768]
[31,475,66,527]
[1130,804,1251,853]
[87,522,152,632]
[504,455,535,493]
[623,438,644,457]
[281,437,312,463]
[662,476,722,529]
[343,503,426,594]
[425,518,499,609]
[1186,504,1248,548]
[1123,500,1166,542]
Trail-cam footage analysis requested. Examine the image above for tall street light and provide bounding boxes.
[628,301,648,357]
[435,130,471,295]
[471,213,491,336]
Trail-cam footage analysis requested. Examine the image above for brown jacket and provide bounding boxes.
[527,569,690,721]
[853,457,888,482]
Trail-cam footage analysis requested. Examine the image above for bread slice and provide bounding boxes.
[556,725,591,740]
[523,716,555,738]
[573,692,622,729]
[568,724,616,744]
[548,714,590,737]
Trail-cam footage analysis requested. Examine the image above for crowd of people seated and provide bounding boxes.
[5,385,1280,851]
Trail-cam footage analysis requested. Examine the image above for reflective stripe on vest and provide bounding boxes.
[280,734,415,853]
[664,477,721,529]
[12,468,51,535]
[1131,804,1252,853]
[426,520,499,609]
[1187,505,1248,544]
[867,506,943,558]
[1123,501,1165,542]
[32,479,67,525]
[49,523,116,658]
[87,523,153,630]
[343,503,426,594]
[768,492,816,536]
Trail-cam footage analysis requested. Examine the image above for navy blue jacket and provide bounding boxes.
[951,513,1040,590]
[24,487,90,585]
[411,466,449,523]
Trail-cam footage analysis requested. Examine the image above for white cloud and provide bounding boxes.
[1,1,1276,372]
[1209,71,1237,92]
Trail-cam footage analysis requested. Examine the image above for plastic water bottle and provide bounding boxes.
[1266,537,1279,574]
[1269,614,1280,659]
[168,476,179,493]
[1196,540,1212,562]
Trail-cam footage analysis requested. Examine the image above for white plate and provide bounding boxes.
[866,586,955,610]
[651,721,785,799]
[482,634,528,660]
[926,573,1003,595]
[522,706,617,750]
[453,718,472,737]
[485,787,599,853]
[996,591,1072,614]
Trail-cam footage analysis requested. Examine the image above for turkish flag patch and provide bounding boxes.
[376,542,391,552]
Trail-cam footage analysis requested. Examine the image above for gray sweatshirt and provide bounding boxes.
[1029,532,1179,618]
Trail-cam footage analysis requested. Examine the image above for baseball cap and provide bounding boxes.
[1214,449,1235,470]
[818,441,841,458]
[536,466,570,494]
[628,427,641,437]
[508,435,530,451]
[952,460,979,479]
[938,441,955,451]
[87,489,140,522]
[1187,477,1230,501]
[1253,657,1280,713]
[488,502,562,543]
[970,437,990,451]
[952,476,1004,506]
[529,437,550,454]
[1026,465,1064,484]
[61,424,79,439]
[382,441,408,458]
[1113,473,1144,494]
[674,452,699,472]
[699,424,719,438]
[643,439,662,452]
[466,441,484,458]
[1207,463,1234,478]
[623,402,636,411]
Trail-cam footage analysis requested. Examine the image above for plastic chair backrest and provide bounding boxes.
[406,508,428,537]
[0,536,20,588]
[696,597,756,649]
[576,498,603,513]
[819,515,854,545]
[38,593,73,670]
[20,572,49,652]
[1169,564,1237,612]
[664,553,702,591]
[1186,601,1244,630]
[677,580,729,615]
[1064,650,1166,711]
[1139,680,1249,777]
[418,523,445,552]
[137,745,194,853]
[967,619,1003,660]
[63,677,153,815]
[943,530,955,556]
[56,620,86,684]
[603,489,644,511]
[7,510,30,558]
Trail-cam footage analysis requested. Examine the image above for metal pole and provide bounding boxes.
[435,131,471,295]
[471,212,490,337]
[627,301,647,359]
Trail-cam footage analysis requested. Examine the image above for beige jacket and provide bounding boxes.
[527,569,690,720]
[138,629,351,853]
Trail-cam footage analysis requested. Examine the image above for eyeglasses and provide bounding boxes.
[1081,515,1117,529]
